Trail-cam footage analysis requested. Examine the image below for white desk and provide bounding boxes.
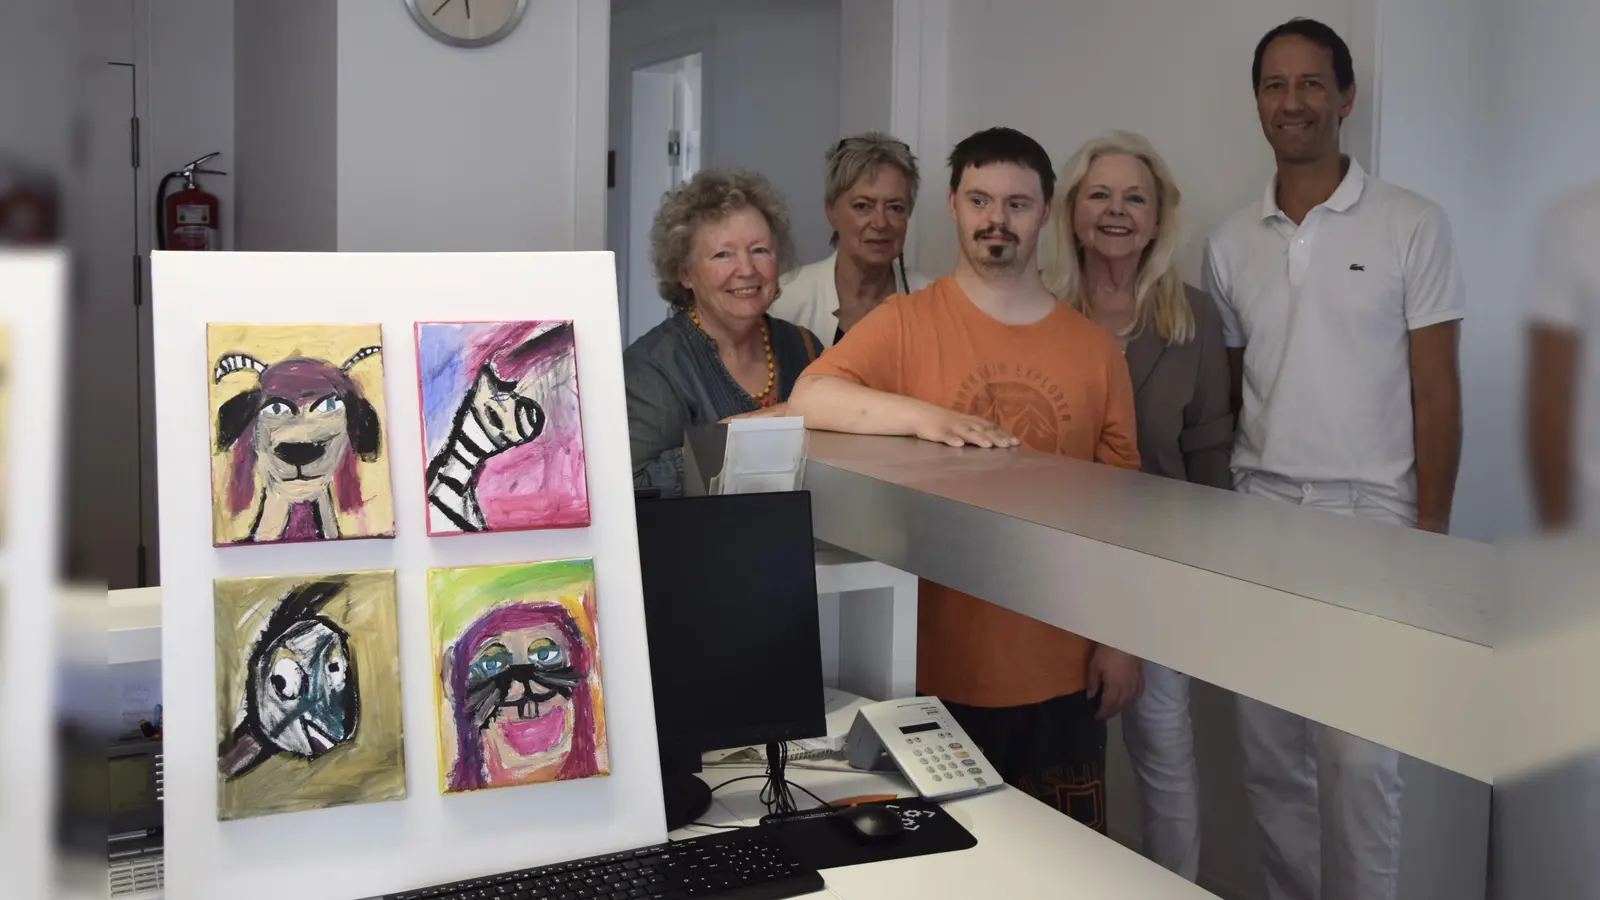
[674,762,1214,899]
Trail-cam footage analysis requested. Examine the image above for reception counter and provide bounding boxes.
[800,431,1494,784]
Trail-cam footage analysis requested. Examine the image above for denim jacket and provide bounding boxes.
[624,311,823,497]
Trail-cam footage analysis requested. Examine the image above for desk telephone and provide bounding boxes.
[843,697,1004,802]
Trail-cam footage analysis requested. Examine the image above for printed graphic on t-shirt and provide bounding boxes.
[954,362,1074,452]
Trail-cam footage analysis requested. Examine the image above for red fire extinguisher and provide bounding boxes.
[0,156,60,246]
[157,152,226,251]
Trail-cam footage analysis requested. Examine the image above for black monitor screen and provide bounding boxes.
[635,491,826,756]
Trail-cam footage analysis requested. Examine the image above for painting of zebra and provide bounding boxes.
[415,321,590,535]
[207,323,395,546]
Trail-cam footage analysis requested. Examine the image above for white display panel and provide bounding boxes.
[0,250,66,900]
[151,251,664,900]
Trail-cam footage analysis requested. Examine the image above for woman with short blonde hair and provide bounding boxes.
[1044,130,1234,884]
[770,132,934,347]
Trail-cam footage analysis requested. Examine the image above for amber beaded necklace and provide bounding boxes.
[687,306,777,406]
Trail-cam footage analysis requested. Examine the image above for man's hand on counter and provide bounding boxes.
[1087,645,1145,721]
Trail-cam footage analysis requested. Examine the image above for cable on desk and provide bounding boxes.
[705,758,857,775]
[706,773,834,812]
[762,741,799,815]
[707,747,836,818]
[708,773,774,794]
[784,781,834,811]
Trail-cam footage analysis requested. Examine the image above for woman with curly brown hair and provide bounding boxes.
[624,168,824,497]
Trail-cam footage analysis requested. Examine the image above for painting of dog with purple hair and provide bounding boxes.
[428,559,609,795]
[207,323,394,546]
[415,321,589,536]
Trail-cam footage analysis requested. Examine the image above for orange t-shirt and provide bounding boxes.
[801,276,1141,707]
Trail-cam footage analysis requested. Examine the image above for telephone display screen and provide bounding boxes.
[108,756,150,814]
[899,721,940,735]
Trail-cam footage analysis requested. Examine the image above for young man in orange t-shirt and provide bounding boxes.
[789,127,1144,830]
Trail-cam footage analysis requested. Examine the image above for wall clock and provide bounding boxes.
[404,0,529,49]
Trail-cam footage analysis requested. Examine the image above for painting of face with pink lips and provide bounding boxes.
[429,559,608,794]
[468,623,580,781]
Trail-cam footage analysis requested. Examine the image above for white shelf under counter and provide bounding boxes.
[110,586,163,665]
[814,541,918,702]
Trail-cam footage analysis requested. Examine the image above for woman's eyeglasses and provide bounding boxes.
[833,137,911,153]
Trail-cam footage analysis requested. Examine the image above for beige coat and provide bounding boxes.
[1121,284,1236,488]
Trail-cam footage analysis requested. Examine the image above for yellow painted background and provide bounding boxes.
[214,569,406,820]
[205,323,394,544]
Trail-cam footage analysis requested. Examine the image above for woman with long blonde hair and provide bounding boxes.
[1044,130,1234,883]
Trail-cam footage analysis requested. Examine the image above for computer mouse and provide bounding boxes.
[828,805,906,843]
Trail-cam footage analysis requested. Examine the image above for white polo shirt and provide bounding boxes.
[1202,157,1466,508]
[1528,182,1600,523]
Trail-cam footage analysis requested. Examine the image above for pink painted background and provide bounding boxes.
[416,321,590,534]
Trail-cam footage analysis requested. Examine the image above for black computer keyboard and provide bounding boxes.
[380,825,824,900]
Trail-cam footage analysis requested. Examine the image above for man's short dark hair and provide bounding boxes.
[1251,18,1355,93]
[946,127,1056,202]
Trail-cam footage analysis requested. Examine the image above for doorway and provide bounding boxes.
[624,52,702,346]
[607,0,845,348]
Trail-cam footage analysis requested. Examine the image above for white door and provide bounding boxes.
[627,68,679,346]
[673,56,703,185]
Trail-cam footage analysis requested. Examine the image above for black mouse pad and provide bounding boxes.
[759,797,978,871]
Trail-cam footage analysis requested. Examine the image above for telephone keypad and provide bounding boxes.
[873,706,998,801]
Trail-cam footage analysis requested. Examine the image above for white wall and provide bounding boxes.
[335,1,607,253]
[232,0,335,251]
[1472,0,1598,545]
[1372,0,1511,545]
[1,0,76,176]
[838,0,896,138]
[917,0,1363,285]
[1376,0,1599,549]
[144,0,236,250]
[609,0,842,331]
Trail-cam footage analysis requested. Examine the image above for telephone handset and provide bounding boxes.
[843,697,1004,802]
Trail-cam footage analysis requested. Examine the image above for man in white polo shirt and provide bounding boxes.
[1514,181,1600,900]
[1202,18,1465,900]
[1527,181,1600,530]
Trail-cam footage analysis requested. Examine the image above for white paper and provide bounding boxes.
[717,416,807,494]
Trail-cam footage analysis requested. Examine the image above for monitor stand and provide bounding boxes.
[661,774,713,832]
[659,747,712,832]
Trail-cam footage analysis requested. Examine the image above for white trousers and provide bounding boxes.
[1235,472,1406,900]
[1122,659,1201,881]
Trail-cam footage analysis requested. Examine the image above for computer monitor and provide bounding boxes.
[634,490,827,830]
